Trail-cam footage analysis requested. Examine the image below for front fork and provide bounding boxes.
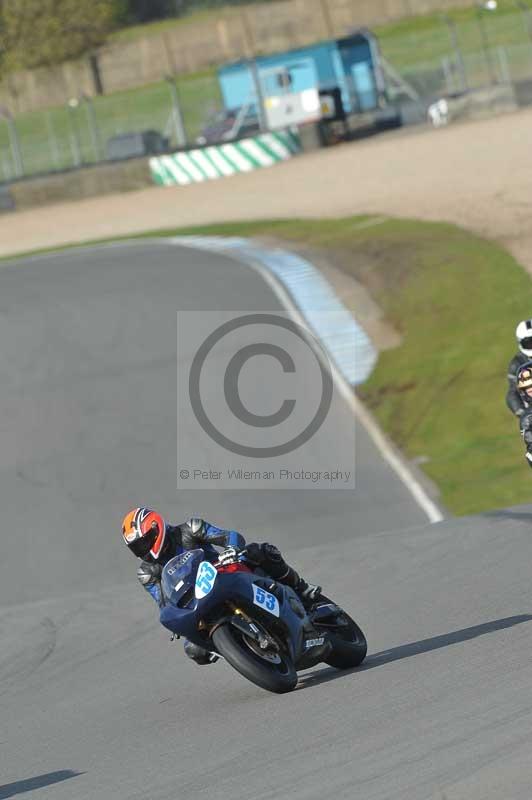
[204,604,281,654]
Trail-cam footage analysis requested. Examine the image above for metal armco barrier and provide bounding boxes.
[149,130,300,186]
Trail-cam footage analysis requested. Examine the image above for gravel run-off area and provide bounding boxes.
[1,109,531,272]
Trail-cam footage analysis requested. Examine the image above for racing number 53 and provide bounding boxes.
[255,587,275,611]
[253,585,280,617]
[195,562,217,598]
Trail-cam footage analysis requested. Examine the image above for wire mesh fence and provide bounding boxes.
[0,72,223,181]
[378,7,532,70]
[387,40,532,107]
[2,6,532,182]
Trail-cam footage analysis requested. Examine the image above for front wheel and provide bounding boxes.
[212,623,297,694]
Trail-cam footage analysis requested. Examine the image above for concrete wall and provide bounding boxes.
[0,0,472,114]
[3,158,153,212]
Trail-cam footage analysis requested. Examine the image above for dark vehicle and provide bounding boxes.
[196,108,260,146]
[160,549,367,694]
[106,130,169,161]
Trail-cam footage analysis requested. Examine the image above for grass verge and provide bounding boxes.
[3,215,531,515]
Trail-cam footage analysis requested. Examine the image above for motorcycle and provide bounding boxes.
[159,548,367,694]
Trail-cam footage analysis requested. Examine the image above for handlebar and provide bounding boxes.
[213,547,249,568]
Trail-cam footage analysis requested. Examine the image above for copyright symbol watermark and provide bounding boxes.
[189,314,333,458]
[177,311,355,489]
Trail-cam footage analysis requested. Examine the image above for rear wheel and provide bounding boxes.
[212,623,297,694]
[315,596,367,669]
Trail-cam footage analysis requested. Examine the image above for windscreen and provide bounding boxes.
[161,549,204,604]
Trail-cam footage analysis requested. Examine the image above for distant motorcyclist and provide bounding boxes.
[506,320,532,420]
[506,320,532,468]
[122,507,322,665]
[514,363,532,468]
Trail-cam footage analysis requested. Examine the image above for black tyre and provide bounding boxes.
[316,596,367,670]
[212,623,297,694]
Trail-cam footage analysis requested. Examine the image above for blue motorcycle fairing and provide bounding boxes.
[159,552,310,660]
[141,542,225,606]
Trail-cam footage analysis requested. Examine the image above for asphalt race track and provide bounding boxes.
[2,242,532,800]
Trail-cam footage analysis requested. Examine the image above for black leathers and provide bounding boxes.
[506,352,531,416]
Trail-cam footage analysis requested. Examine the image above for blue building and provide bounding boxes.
[218,31,386,120]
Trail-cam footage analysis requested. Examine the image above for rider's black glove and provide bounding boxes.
[245,542,282,565]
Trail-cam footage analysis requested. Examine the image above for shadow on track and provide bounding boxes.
[298,614,532,689]
[482,509,532,522]
[0,771,84,799]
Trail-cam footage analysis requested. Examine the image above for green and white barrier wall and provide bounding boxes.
[150,130,300,187]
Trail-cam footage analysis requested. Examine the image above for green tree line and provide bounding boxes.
[0,0,278,75]
[124,0,276,24]
[0,0,119,72]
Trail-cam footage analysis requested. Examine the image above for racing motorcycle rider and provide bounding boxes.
[506,320,532,420]
[122,507,322,665]
[514,363,532,469]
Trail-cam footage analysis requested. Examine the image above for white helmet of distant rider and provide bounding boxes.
[516,320,532,357]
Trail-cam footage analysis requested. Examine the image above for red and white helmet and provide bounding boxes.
[122,507,166,560]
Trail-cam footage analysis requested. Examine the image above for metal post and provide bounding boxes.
[241,10,255,58]
[476,6,497,85]
[497,45,511,84]
[45,111,61,170]
[442,57,455,94]
[515,1,532,44]
[249,59,268,132]
[83,95,103,162]
[165,76,187,149]
[6,116,24,177]
[441,14,469,91]
[88,52,104,96]
[67,99,83,167]
[319,0,334,39]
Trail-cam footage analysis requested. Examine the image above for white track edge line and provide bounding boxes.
[167,236,444,525]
